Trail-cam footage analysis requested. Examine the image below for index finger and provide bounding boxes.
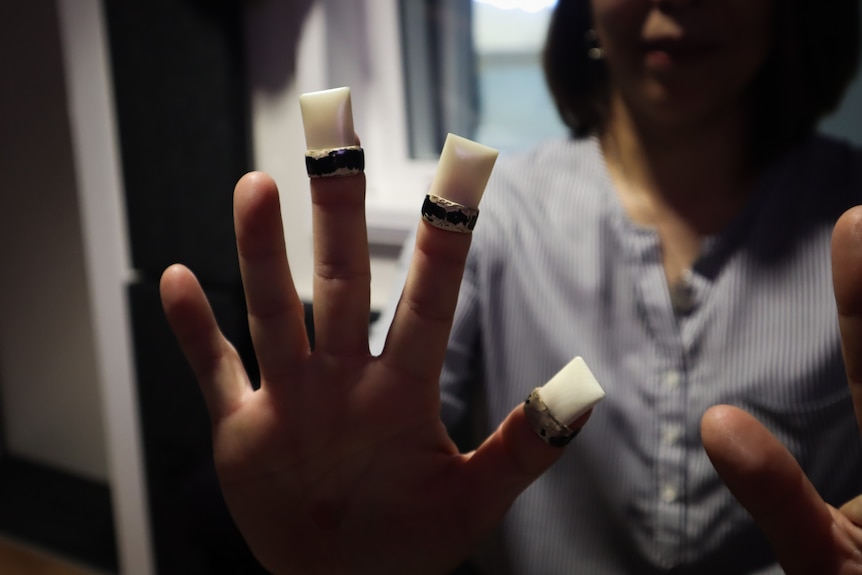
[701,405,840,575]
[381,135,497,384]
[832,205,862,433]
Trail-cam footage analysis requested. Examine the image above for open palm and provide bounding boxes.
[160,171,577,574]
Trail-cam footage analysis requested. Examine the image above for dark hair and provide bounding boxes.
[543,0,860,160]
[543,0,606,137]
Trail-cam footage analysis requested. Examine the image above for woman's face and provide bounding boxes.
[590,0,775,130]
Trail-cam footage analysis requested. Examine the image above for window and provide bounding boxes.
[471,0,567,152]
[294,0,566,245]
[401,0,565,158]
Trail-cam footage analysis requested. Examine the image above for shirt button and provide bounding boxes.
[661,424,682,445]
[670,283,695,314]
[660,484,678,503]
[670,270,696,314]
[662,370,680,390]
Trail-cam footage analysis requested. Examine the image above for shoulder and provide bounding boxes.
[760,133,862,223]
[781,133,862,202]
[745,134,862,260]
[799,132,862,164]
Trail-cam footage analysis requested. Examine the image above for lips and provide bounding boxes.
[641,37,719,66]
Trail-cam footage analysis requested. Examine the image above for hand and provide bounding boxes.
[700,206,862,574]
[160,171,585,574]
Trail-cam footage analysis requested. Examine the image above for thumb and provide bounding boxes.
[461,357,604,532]
[701,405,841,574]
[832,206,862,435]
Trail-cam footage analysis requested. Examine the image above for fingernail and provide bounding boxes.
[299,87,364,177]
[524,356,605,447]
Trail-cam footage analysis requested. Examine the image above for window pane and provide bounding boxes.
[400,0,566,158]
[473,0,567,151]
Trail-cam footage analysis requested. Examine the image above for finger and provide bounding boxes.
[701,405,841,574]
[459,357,603,534]
[160,264,250,419]
[839,494,862,526]
[832,206,862,434]
[300,88,370,356]
[461,405,593,535]
[310,171,371,356]
[381,135,497,382]
[381,222,471,382]
[235,172,310,382]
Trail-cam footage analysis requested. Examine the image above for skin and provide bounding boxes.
[594,0,773,284]
[159,177,862,575]
[591,2,862,572]
[701,206,862,574]
[593,0,773,133]
[161,170,590,574]
[160,0,862,572]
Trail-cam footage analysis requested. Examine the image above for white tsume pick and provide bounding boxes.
[429,133,498,208]
[299,87,356,151]
[539,356,605,425]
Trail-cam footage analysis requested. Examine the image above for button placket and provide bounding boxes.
[627,225,690,568]
[662,369,680,390]
[655,362,687,564]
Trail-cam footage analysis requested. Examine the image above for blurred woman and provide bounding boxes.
[403,0,862,572]
[161,0,862,573]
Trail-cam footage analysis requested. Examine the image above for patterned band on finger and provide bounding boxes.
[305,146,365,178]
[421,194,480,233]
[523,388,580,447]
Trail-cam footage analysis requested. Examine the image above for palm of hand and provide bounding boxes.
[211,359,479,575]
[164,165,862,575]
[160,172,559,574]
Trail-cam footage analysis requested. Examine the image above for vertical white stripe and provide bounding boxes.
[56,1,155,573]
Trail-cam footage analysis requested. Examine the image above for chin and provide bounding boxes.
[640,79,740,125]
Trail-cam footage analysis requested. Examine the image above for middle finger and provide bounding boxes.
[301,88,371,356]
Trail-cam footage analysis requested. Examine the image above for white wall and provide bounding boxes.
[56,0,154,568]
[0,0,108,482]
[246,1,402,311]
[245,0,317,306]
[0,0,154,572]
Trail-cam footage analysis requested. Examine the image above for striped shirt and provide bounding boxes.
[373,134,862,574]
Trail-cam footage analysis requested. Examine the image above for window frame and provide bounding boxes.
[302,0,439,247]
